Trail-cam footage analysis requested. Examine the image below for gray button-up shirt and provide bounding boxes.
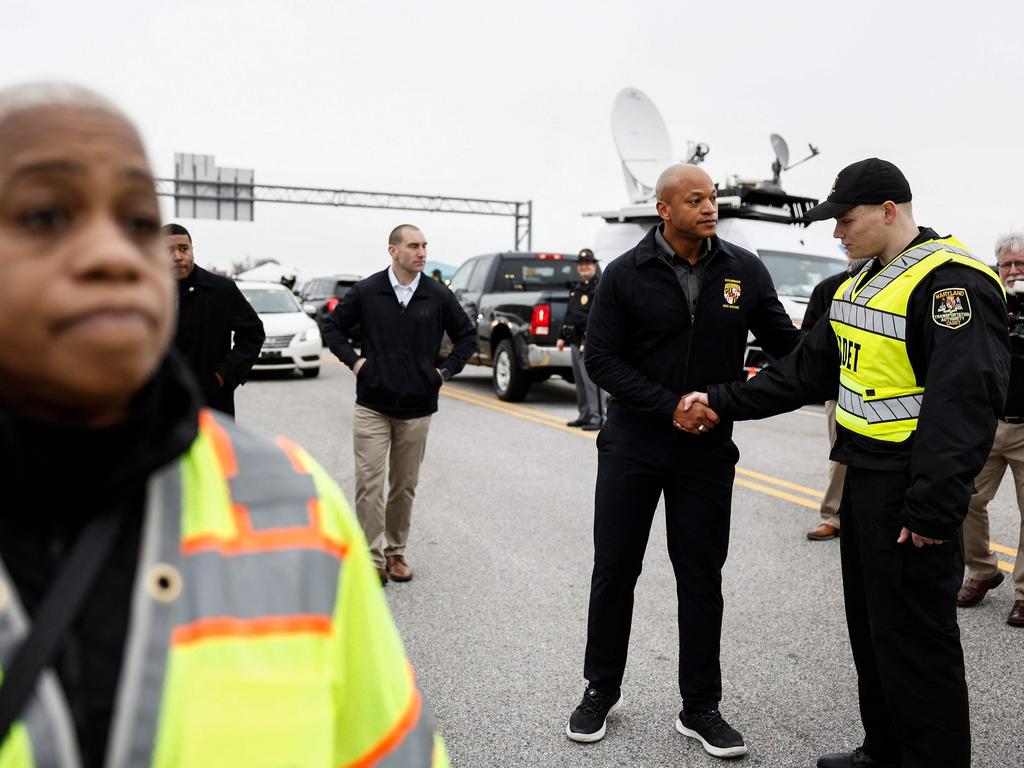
[654,224,712,316]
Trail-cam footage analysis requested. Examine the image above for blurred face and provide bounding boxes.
[832,205,889,261]
[389,227,427,275]
[166,233,194,280]
[997,248,1024,290]
[0,104,173,425]
[577,261,597,280]
[656,168,718,240]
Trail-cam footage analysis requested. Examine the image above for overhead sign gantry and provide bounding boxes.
[155,153,533,250]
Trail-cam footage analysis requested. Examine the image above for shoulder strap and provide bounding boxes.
[0,513,121,744]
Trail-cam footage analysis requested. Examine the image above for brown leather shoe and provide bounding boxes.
[1008,600,1024,627]
[807,523,839,541]
[956,572,1004,607]
[386,555,413,582]
[377,568,389,586]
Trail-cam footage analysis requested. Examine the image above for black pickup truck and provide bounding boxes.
[441,251,576,401]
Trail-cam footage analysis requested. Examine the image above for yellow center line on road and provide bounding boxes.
[324,355,1017,566]
[445,383,826,503]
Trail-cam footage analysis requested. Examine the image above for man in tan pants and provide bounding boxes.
[958,233,1024,626]
[323,225,477,584]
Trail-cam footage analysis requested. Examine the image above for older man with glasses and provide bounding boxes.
[957,233,1024,626]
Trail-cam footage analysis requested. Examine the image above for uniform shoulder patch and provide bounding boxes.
[932,287,971,329]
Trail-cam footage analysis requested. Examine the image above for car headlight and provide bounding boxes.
[304,326,321,343]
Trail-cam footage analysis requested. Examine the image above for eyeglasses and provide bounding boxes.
[997,260,1024,271]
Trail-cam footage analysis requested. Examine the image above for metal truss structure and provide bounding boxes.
[154,178,533,250]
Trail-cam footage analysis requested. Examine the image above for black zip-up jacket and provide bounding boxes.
[709,228,1010,539]
[559,274,600,345]
[585,226,801,443]
[324,269,477,419]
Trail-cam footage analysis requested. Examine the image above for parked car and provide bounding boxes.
[296,273,362,339]
[440,251,575,401]
[237,280,322,378]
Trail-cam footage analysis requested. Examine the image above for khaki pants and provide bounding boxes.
[964,419,1024,600]
[820,399,846,528]
[353,404,432,569]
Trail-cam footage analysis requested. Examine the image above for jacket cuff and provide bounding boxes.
[901,508,956,541]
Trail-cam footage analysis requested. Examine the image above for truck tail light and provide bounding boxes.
[326,297,340,313]
[535,253,563,260]
[530,303,551,336]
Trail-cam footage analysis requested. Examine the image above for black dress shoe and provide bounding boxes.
[817,747,894,767]
[581,421,603,431]
[566,417,589,427]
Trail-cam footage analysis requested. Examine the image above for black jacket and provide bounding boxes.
[559,274,600,346]
[173,265,265,416]
[709,228,1010,539]
[323,269,477,419]
[801,269,852,332]
[585,226,801,442]
[0,355,200,768]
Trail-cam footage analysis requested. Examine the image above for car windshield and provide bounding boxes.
[757,250,846,299]
[241,287,301,313]
[494,257,576,291]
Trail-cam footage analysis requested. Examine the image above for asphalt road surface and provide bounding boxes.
[238,358,1023,768]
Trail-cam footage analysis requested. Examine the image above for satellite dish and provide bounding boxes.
[770,133,790,169]
[768,132,821,187]
[612,88,674,204]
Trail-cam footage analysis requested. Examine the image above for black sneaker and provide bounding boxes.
[676,708,748,758]
[565,687,622,743]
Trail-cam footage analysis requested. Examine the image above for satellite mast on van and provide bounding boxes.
[768,133,820,189]
[611,87,708,204]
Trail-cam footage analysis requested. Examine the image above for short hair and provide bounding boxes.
[995,232,1024,258]
[389,224,422,247]
[0,81,126,132]
[161,223,192,244]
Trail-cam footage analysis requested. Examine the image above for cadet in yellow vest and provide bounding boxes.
[682,159,1009,768]
[0,82,449,768]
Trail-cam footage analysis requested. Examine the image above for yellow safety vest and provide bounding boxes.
[829,236,1003,443]
[0,410,450,768]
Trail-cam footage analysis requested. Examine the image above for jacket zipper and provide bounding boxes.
[675,249,719,390]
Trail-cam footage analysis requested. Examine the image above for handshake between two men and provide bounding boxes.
[671,391,714,434]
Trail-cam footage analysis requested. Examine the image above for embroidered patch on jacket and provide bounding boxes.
[932,288,971,329]
[723,279,742,309]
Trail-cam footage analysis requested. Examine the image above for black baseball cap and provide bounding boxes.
[804,158,912,221]
[577,248,598,263]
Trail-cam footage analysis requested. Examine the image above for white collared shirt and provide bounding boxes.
[388,266,421,307]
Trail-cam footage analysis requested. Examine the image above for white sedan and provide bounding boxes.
[237,281,322,378]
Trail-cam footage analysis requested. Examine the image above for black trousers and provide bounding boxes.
[840,466,970,768]
[583,420,737,711]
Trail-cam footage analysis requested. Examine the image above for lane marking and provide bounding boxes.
[990,542,1017,558]
[324,355,1017,566]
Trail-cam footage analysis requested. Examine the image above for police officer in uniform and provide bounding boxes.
[558,248,607,430]
[686,158,1010,768]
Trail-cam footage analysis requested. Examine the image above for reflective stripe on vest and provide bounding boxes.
[1,409,447,768]
[829,237,1003,442]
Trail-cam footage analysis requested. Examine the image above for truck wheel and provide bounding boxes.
[493,340,531,402]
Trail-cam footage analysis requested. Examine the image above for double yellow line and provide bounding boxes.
[440,383,1017,573]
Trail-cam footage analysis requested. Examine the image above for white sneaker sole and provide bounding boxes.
[675,718,749,758]
[565,694,623,743]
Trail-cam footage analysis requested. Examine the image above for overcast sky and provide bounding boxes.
[4,0,1021,277]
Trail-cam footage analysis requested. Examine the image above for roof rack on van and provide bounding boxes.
[583,184,820,228]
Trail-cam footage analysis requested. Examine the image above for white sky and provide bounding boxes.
[4,0,1021,277]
